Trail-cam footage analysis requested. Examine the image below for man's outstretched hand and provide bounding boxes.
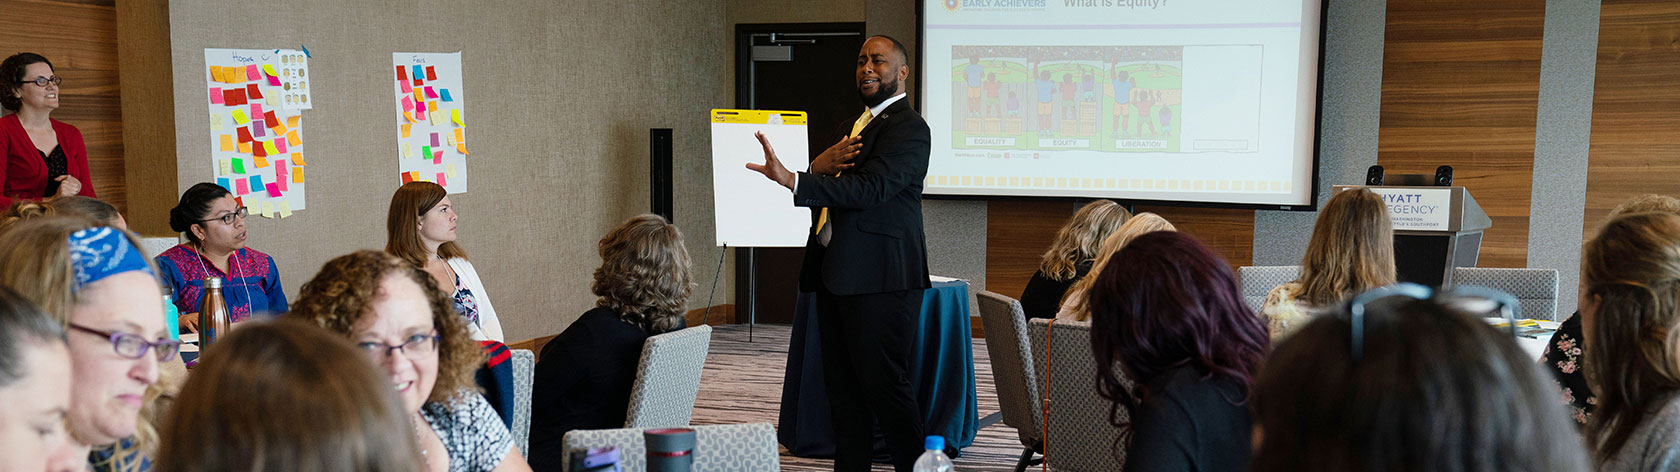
[745,131,796,190]
[810,135,861,176]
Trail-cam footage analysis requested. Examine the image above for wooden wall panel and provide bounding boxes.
[1376,0,1546,268]
[1584,0,1680,239]
[0,0,126,213]
[116,0,178,236]
[984,200,1253,299]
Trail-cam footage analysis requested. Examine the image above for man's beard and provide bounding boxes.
[859,77,901,107]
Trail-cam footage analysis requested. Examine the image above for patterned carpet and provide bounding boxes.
[690,324,1028,471]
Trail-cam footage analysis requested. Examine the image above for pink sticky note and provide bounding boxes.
[424,86,438,99]
[209,87,224,104]
[236,178,250,196]
[266,182,281,197]
[276,172,289,192]
[416,106,426,121]
[266,75,280,87]
[274,138,287,153]
[430,133,440,147]
[436,172,447,187]
[402,96,414,112]
[276,160,288,175]
[245,65,261,81]
[433,151,443,165]
[252,121,266,138]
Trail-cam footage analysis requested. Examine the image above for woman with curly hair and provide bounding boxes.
[528,214,692,471]
[286,250,529,472]
[1,53,95,208]
[1019,199,1130,318]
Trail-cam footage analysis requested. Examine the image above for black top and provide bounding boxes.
[40,145,65,197]
[1019,261,1092,319]
[1124,366,1252,472]
[528,307,654,471]
[1541,311,1593,426]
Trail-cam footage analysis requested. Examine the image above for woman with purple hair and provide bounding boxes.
[1086,231,1268,471]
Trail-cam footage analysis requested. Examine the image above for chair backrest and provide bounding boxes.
[625,324,713,428]
[510,349,534,458]
[140,236,180,259]
[1027,318,1126,472]
[975,290,1043,447]
[563,422,780,472]
[1238,266,1300,313]
[1450,267,1561,320]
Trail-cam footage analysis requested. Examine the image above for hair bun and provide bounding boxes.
[167,205,190,233]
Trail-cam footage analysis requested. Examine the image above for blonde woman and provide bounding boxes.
[1261,188,1395,339]
[1056,212,1175,321]
[1021,200,1130,318]
[528,214,693,470]
[1581,212,1680,470]
[0,217,175,472]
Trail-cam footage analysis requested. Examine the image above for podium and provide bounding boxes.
[1333,184,1491,287]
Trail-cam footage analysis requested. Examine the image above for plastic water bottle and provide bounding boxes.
[912,435,954,472]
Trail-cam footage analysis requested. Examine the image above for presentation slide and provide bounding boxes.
[921,0,1323,208]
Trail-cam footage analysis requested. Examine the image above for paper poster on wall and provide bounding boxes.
[203,48,311,217]
[392,52,468,193]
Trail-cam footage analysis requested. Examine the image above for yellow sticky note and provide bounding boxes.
[445,133,454,146]
[446,163,458,178]
[238,142,252,154]
[451,109,463,127]
[218,158,232,175]
[454,128,464,143]
[262,64,278,77]
[266,96,278,106]
[403,144,415,158]
[401,124,412,138]
[426,100,437,112]
[219,135,236,152]
[210,114,224,131]
[430,112,444,126]
[231,109,250,125]
[254,155,270,168]
[277,201,292,218]
[286,130,301,147]
[412,87,423,103]
[262,141,279,156]
[210,66,224,82]
[456,143,468,155]
[260,201,274,218]
[291,168,305,183]
[291,152,307,166]
[287,116,300,128]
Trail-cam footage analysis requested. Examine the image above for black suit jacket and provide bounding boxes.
[794,97,932,296]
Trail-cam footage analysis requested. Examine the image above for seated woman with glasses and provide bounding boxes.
[157,318,423,472]
[155,182,287,334]
[1085,231,1267,470]
[1,52,95,208]
[0,287,77,472]
[1580,212,1680,470]
[528,214,692,470]
[0,217,180,472]
[1261,188,1395,339]
[287,250,531,472]
[1249,285,1588,471]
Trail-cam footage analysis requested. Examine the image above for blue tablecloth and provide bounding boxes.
[777,280,979,458]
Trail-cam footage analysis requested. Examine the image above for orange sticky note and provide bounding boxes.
[404,111,416,123]
[426,100,437,112]
[286,130,301,147]
[412,87,423,103]
[237,142,252,154]
[254,155,270,168]
[219,135,236,152]
[409,171,421,182]
[210,66,224,82]
[401,123,412,138]
[287,116,300,128]
[456,143,468,155]
[454,128,464,143]
[269,120,287,135]
[292,168,304,183]
[291,152,307,166]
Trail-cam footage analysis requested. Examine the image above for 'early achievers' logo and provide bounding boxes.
[945,0,960,11]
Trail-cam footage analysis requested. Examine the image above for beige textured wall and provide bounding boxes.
[167,0,731,342]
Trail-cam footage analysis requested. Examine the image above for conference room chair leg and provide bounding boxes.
[1014,447,1042,472]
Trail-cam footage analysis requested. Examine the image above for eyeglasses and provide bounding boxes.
[197,207,248,226]
[356,333,441,361]
[1346,283,1519,361]
[18,76,61,88]
[68,324,181,362]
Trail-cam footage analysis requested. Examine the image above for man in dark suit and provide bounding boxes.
[747,35,932,471]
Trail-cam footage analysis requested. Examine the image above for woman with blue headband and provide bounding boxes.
[0,216,178,472]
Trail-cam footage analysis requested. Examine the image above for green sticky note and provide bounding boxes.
[231,157,246,174]
[421,145,431,160]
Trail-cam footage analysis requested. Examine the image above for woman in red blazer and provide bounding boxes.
[2,53,93,208]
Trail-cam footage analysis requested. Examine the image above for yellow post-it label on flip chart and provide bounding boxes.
[210,114,224,131]
[219,135,237,152]
[292,168,304,183]
[259,202,274,218]
[286,130,301,147]
[210,66,224,82]
[402,144,415,158]
[446,164,457,178]
[218,158,232,175]
[231,109,250,125]
[261,141,279,156]
[401,123,412,138]
[430,112,444,126]
[291,152,307,166]
[266,96,278,106]
[287,116,300,129]
[277,201,292,218]
[254,155,270,168]
[262,64,278,77]
[451,110,464,127]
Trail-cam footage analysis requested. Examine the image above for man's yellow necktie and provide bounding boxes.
[816,109,874,237]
